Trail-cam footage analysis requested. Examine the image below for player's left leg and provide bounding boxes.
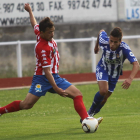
[88,65,109,117]
[65,85,88,121]
[52,75,88,121]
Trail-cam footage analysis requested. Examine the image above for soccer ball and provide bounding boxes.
[82,117,98,133]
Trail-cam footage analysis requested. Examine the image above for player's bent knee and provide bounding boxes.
[100,89,108,95]
[23,104,34,110]
[74,89,82,96]
[71,90,82,98]
[66,85,83,98]
[20,103,34,110]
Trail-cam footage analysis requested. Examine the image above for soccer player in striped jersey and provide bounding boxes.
[0,3,89,123]
[88,27,139,119]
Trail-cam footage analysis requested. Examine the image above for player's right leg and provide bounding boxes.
[20,93,40,109]
[88,81,108,116]
[0,100,21,116]
[88,65,109,117]
[0,93,40,116]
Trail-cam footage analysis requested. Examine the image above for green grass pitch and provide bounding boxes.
[0,80,140,140]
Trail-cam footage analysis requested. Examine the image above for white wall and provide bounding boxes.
[0,0,118,26]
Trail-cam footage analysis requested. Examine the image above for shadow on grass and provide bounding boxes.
[1,127,90,140]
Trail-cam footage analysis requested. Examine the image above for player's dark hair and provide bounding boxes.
[39,17,54,32]
[110,27,123,41]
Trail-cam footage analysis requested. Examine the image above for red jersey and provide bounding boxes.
[34,24,59,75]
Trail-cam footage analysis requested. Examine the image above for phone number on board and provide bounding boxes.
[0,0,112,13]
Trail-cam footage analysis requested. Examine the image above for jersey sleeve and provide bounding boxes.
[34,24,40,42]
[122,43,138,63]
[99,31,109,46]
[34,24,40,35]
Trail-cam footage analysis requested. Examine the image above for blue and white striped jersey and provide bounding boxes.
[97,31,137,78]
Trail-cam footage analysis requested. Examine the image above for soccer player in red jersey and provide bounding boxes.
[0,3,89,122]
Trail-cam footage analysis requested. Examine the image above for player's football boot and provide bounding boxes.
[87,110,96,117]
[89,112,96,117]
[97,117,103,125]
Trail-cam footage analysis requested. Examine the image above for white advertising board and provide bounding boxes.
[125,0,140,21]
[0,0,117,26]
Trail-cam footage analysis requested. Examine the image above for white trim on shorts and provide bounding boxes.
[97,80,108,82]
[108,89,113,92]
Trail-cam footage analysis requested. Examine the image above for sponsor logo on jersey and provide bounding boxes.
[53,48,56,54]
[35,84,42,92]
[105,58,121,64]
[116,54,120,58]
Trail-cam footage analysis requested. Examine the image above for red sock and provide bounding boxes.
[73,95,88,120]
[0,100,21,115]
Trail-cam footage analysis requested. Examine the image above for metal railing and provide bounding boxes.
[0,35,140,77]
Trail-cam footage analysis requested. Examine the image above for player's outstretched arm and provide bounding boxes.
[94,34,100,54]
[24,3,37,28]
[94,30,104,54]
[121,61,140,89]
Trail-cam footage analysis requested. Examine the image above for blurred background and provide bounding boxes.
[0,0,140,78]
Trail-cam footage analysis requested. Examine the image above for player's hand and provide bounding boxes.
[24,3,32,12]
[121,78,132,89]
[94,47,100,54]
[99,29,105,33]
[54,87,68,97]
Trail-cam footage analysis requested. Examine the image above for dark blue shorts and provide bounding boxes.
[29,74,72,97]
[96,66,119,92]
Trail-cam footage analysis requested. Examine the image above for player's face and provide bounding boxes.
[109,35,121,51]
[41,26,55,41]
